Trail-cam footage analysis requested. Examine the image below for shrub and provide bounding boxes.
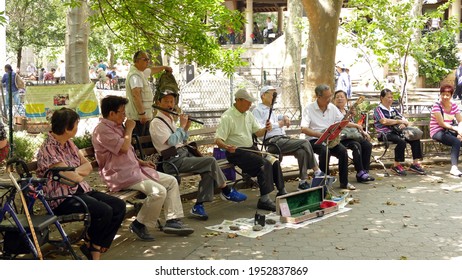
[12,131,46,162]
[73,131,93,149]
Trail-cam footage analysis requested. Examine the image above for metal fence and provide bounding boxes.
[3,68,303,162]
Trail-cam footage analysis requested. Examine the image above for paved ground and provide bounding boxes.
[4,155,462,260]
[98,158,462,260]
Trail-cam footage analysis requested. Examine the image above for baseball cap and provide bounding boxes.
[260,85,276,96]
[336,62,348,69]
[156,89,178,101]
[234,89,257,102]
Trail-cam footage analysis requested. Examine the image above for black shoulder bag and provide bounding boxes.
[437,102,458,137]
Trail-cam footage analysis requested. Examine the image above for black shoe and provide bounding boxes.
[79,244,92,260]
[298,181,311,190]
[163,219,194,236]
[257,200,276,212]
[276,189,287,197]
[129,221,155,241]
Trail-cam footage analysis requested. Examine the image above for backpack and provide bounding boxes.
[15,73,25,90]
[154,71,180,103]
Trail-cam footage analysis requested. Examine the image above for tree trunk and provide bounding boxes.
[107,45,114,67]
[281,0,303,119]
[301,0,342,103]
[406,0,423,90]
[65,0,89,84]
[16,47,22,73]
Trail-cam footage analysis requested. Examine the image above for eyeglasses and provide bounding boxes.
[116,110,126,114]
[140,58,150,62]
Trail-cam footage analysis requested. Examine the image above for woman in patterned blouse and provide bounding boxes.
[36,108,126,260]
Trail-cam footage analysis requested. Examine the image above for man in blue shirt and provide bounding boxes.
[1,64,22,115]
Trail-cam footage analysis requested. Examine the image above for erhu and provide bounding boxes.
[327,96,365,148]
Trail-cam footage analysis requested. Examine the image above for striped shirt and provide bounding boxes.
[373,104,404,134]
[429,101,460,137]
[37,132,92,209]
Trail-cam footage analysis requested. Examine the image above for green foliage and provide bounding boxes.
[87,0,247,74]
[5,0,66,66]
[342,0,459,90]
[12,131,46,162]
[0,11,7,26]
[73,131,93,149]
[415,18,459,86]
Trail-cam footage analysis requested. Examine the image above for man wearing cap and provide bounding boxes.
[150,92,247,220]
[253,86,324,190]
[126,50,172,136]
[215,88,287,212]
[335,63,352,98]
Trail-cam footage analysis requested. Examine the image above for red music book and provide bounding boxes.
[314,120,349,145]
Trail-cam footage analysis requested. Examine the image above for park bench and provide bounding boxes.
[365,111,445,167]
[132,127,259,198]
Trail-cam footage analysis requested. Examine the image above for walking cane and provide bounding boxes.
[6,164,43,260]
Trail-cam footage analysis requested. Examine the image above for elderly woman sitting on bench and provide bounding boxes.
[36,108,126,260]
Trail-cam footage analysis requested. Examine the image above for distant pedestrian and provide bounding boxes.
[454,61,462,100]
[57,60,65,83]
[1,64,21,115]
[336,62,352,98]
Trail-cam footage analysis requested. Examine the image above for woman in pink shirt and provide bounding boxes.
[37,108,126,260]
[430,84,462,176]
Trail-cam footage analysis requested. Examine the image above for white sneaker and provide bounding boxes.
[450,167,462,177]
[340,183,356,190]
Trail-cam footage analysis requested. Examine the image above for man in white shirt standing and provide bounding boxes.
[125,50,172,136]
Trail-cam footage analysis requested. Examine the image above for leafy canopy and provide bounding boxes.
[342,0,459,89]
[87,0,246,74]
[5,0,66,61]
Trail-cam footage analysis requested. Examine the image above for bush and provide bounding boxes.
[12,131,46,162]
[73,131,93,149]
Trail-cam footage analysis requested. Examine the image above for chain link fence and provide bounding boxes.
[2,68,302,163]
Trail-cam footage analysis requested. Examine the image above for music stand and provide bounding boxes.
[314,120,349,195]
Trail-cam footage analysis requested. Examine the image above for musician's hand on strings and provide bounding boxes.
[265,120,272,131]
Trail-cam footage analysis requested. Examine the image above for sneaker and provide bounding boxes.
[391,165,407,176]
[314,170,325,177]
[409,163,426,175]
[340,183,356,190]
[356,170,375,183]
[257,199,276,212]
[298,181,311,190]
[163,219,194,236]
[220,188,247,202]
[129,221,155,241]
[190,204,208,220]
[450,167,462,177]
